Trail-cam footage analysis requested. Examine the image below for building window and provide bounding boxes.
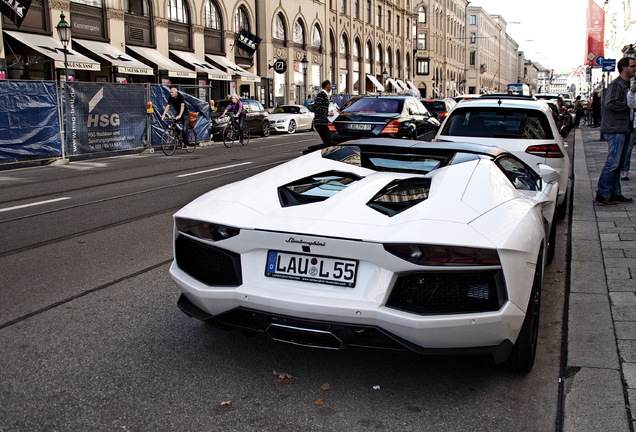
[312,24,322,48]
[387,11,391,32]
[417,32,426,50]
[340,0,346,14]
[396,15,400,36]
[168,0,188,23]
[340,33,348,56]
[71,0,101,7]
[366,0,371,24]
[274,13,285,41]
[470,51,476,65]
[354,0,360,19]
[418,6,426,23]
[417,58,429,75]
[377,6,381,27]
[469,15,476,25]
[203,0,220,28]
[124,0,149,16]
[294,19,304,44]
[470,32,476,43]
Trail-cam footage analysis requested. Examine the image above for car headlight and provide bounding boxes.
[384,244,500,266]
[175,217,240,241]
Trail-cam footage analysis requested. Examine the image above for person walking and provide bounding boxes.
[626,80,636,180]
[573,95,585,127]
[306,80,335,153]
[591,90,601,127]
[161,87,191,148]
[595,57,636,205]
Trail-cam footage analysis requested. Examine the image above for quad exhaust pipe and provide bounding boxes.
[266,323,351,350]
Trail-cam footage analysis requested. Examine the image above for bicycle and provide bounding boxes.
[221,114,250,148]
[161,115,197,156]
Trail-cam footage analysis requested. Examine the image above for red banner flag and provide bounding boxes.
[586,0,604,66]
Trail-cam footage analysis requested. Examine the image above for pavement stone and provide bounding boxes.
[563,126,632,431]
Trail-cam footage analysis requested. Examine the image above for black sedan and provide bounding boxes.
[331,96,440,143]
[210,99,271,139]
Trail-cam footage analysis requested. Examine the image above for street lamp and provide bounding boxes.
[300,54,308,101]
[56,13,71,82]
[382,69,388,93]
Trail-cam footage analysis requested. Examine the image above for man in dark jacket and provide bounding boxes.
[307,80,335,153]
[595,57,636,205]
[161,87,191,148]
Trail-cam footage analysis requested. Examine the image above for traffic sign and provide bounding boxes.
[595,55,605,67]
[273,59,287,74]
[332,84,337,90]
[602,59,616,72]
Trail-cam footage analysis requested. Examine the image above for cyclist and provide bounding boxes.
[222,93,246,144]
[161,87,191,148]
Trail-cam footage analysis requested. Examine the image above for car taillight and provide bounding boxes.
[525,144,564,158]
[438,112,449,118]
[328,122,336,132]
[175,217,240,241]
[381,120,401,134]
[384,244,500,266]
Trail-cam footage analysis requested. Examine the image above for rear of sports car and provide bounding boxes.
[170,148,549,369]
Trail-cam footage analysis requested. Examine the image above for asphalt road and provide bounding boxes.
[0,131,569,432]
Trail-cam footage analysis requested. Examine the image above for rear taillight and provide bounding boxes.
[381,120,401,134]
[525,144,564,158]
[328,122,336,132]
[384,244,500,266]
[438,112,449,118]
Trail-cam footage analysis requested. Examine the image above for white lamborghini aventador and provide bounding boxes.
[170,138,560,372]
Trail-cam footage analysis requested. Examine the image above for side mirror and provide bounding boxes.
[538,164,559,184]
[559,125,571,138]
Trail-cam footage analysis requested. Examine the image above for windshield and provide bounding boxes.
[423,102,446,111]
[442,108,554,139]
[342,98,402,114]
[273,106,300,114]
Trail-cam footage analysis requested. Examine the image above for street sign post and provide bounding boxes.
[602,59,616,72]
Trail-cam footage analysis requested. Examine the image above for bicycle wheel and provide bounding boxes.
[161,129,177,156]
[185,129,196,153]
[223,125,236,148]
[241,128,250,146]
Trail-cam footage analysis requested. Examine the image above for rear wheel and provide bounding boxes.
[556,189,568,220]
[161,130,177,156]
[288,120,297,134]
[503,253,542,373]
[261,121,270,137]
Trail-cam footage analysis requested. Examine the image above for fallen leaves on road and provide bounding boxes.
[220,400,232,406]
[320,383,331,391]
[314,399,325,406]
[273,370,294,384]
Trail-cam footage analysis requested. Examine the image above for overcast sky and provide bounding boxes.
[468,0,588,70]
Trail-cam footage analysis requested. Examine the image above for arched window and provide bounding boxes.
[353,38,362,93]
[204,0,221,29]
[365,40,373,75]
[311,24,322,48]
[124,0,154,46]
[396,49,401,78]
[339,33,349,56]
[235,6,250,33]
[274,13,286,41]
[124,0,149,16]
[168,0,188,23]
[294,19,305,45]
[418,6,426,24]
[203,0,223,54]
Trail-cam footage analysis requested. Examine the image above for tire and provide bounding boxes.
[261,121,270,137]
[241,128,250,145]
[161,130,177,156]
[546,215,557,264]
[504,253,542,373]
[287,120,296,134]
[185,129,196,153]
[223,125,236,148]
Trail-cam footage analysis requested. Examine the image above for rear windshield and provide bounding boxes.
[441,108,554,139]
[342,98,402,114]
[423,102,446,111]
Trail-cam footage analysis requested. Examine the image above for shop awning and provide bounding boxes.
[73,39,153,75]
[366,74,385,92]
[4,30,100,71]
[169,50,231,81]
[386,78,404,92]
[396,79,408,90]
[206,54,260,82]
[406,80,419,91]
[127,46,196,79]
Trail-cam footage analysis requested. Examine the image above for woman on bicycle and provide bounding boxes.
[222,94,246,144]
[161,87,191,148]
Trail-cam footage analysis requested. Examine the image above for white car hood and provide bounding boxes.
[176,153,515,244]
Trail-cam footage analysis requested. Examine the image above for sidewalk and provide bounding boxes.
[563,125,634,431]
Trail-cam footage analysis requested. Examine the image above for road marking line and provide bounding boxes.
[0,197,72,213]
[177,162,253,178]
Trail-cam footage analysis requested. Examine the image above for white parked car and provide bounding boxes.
[435,96,571,219]
[170,139,559,372]
[269,104,314,134]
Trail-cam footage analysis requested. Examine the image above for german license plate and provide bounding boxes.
[347,123,372,130]
[265,251,357,287]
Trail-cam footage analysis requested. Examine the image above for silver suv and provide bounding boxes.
[434,97,571,219]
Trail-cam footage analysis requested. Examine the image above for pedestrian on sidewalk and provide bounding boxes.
[591,90,601,127]
[595,56,636,206]
[626,80,636,180]
[573,96,585,127]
